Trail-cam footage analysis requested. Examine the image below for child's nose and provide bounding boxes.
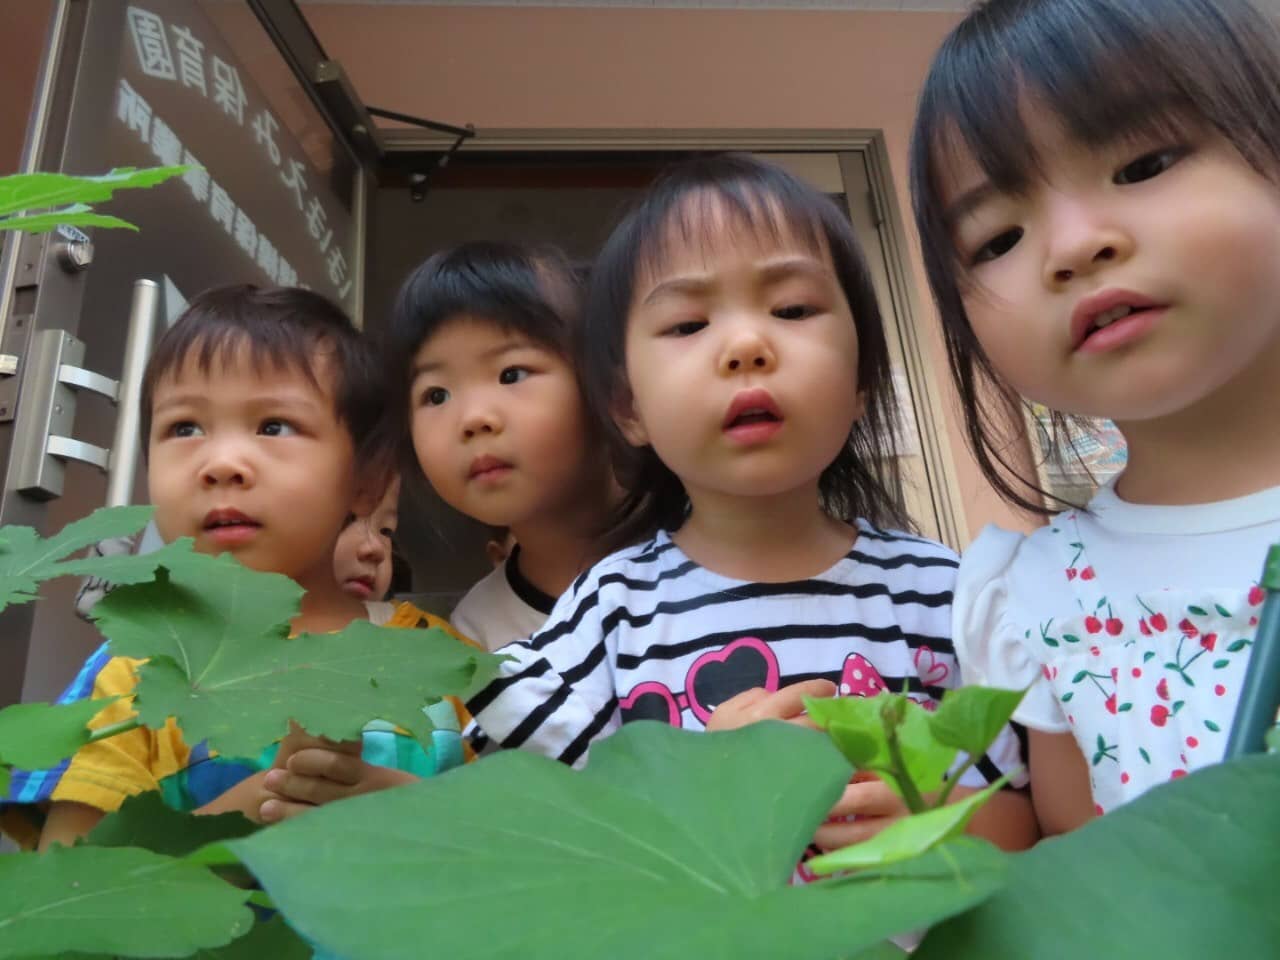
[719,328,777,376]
[460,404,502,439]
[1043,194,1133,286]
[201,442,254,487]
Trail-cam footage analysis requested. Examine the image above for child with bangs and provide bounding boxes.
[466,154,1037,856]
[909,0,1280,832]
[5,285,472,850]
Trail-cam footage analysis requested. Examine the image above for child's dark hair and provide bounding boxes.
[582,152,907,548]
[910,0,1280,513]
[140,284,389,481]
[384,241,586,464]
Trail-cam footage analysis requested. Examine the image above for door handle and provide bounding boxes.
[9,279,159,501]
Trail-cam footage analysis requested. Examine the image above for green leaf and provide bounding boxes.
[1213,659,1230,669]
[0,765,9,794]
[0,844,252,958]
[95,551,503,757]
[1227,639,1252,653]
[1188,605,1209,616]
[848,943,912,960]
[0,168,188,219]
[188,917,311,959]
[808,695,958,798]
[231,722,1007,960]
[86,791,258,857]
[0,207,138,234]
[1061,692,1073,702]
[1061,633,1079,644]
[0,506,153,608]
[916,754,1280,959]
[0,699,116,771]
[928,687,1026,759]
[810,778,1010,874]
[1215,604,1232,618]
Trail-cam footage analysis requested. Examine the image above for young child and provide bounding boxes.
[13,285,471,849]
[334,475,400,604]
[467,154,1035,853]
[908,0,1280,833]
[385,242,616,652]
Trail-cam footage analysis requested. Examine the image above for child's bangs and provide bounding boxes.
[171,324,329,394]
[633,180,830,291]
[920,0,1222,202]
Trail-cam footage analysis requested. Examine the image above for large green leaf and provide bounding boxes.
[0,168,187,220]
[86,791,258,858]
[188,916,311,959]
[95,551,503,758]
[0,845,252,958]
[0,506,153,608]
[231,722,1007,960]
[0,699,115,771]
[916,754,1280,958]
[809,778,1009,874]
[0,206,137,234]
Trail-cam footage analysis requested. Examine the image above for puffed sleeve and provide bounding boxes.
[953,525,1071,733]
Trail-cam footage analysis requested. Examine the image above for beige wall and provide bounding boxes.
[302,4,1037,538]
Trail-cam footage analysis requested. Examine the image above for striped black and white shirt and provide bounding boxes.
[468,520,1025,786]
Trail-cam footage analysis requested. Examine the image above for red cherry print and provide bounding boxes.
[1090,645,1102,657]
[1042,665,1052,680]
[1156,678,1170,701]
[1085,616,1103,635]
[1171,769,1187,779]
[1186,736,1199,749]
[1139,619,1152,636]
[1200,633,1217,652]
[1105,694,1118,715]
[1080,567,1096,581]
[1120,772,1130,785]
[1249,585,1265,606]
[1105,618,1123,636]
[1094,804,1104,816]
[1214,684,1226,697]
[1151,704,1170,727]
[1179,618,1199,639]
[1149,613,1168,632]
[1132,667,1142,678]
[1251,616,1259,627]
[1066,567,1078,581]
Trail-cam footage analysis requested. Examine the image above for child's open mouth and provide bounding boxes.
[203,509,262,546]
[723,389,784,444]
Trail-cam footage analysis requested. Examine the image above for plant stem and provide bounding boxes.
[883,720,927,814]
[87,717,143,743]
[934,755,976,808]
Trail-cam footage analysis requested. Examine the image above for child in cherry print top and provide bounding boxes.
[468,153,1037,857]
[909,0,1280,834]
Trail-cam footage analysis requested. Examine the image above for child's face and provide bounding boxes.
[618,201,863,508]
[333,476,399,602]
[942,109,1280,425]
[147,342,358,590]
[410,319,596,531]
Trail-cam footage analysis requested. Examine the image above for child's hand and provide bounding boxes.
[258,747,419,823]
[704,679,837,732]
[813,770,909,850]
[271,721,361,772]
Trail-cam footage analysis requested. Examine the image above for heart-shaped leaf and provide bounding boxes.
[927,686,1027,759]
[0,844,252,958]
[230,722,1008,960]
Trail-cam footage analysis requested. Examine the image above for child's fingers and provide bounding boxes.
[286,748,364,786]
[263,767,351,806]
[754,679,838,721]
[829,779,904,819]
[258,796,315,824]
[813,815,892,851]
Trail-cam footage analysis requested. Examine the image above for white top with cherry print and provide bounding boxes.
[952,480,1280,815]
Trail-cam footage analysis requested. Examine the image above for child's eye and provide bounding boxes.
[421,387,449,407]
[663,319,707,337]
[259,419,297,437]
[378,526,396,539]
[167,420,202,439]
[1114,148,1185,185]
[498,366,530,385]
[773,304,818,321]
[971,227,1024,265]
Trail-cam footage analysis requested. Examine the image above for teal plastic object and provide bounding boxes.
[1224,544,1280,758]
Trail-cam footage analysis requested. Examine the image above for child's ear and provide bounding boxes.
[611,386,649,448]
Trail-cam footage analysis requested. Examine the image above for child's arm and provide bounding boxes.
[1028,729,1095,835]
[38,801,105,851]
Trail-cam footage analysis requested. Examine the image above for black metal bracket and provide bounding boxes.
[367,106,476,201]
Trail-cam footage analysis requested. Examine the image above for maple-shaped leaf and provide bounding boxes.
[94,550,503,758]
[0,699,117,772]
[231,722,1008,960]
[0,167,188,222]
[0,506,155,608]
[0,844,252,958]
[86,791,258,858]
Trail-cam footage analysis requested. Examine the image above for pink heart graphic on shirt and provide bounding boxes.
[619,681,683,727]
[684,637,780,724]
[914,646,950,686]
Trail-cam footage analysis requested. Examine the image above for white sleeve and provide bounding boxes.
[465,570,619,768]
[953,525,1070,733]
